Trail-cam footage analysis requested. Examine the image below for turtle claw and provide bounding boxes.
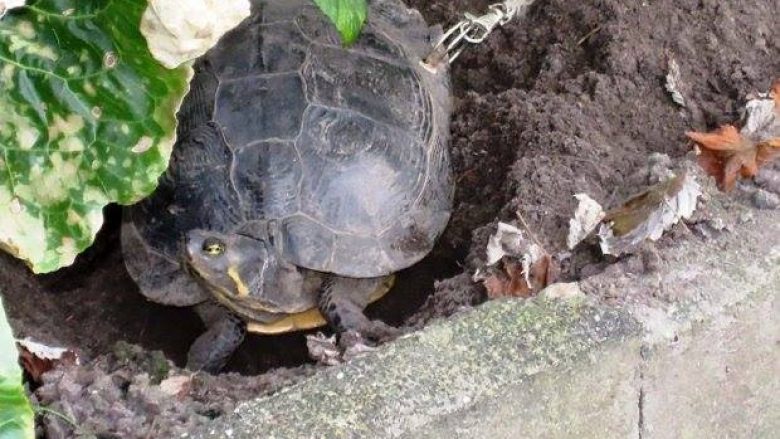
[318,276,404,344]
[356,320,402,343]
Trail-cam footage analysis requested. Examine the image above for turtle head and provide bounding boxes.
[184,229,280,303]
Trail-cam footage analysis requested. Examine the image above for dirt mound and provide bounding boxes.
[34,342,313,438]
[411,0,779,316]
[0,0,776,437]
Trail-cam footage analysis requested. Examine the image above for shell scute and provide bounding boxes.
[233,140,302,219]
[215,73,306,147]
[302,45,427,134]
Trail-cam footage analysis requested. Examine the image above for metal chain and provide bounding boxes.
[423,0,536,68]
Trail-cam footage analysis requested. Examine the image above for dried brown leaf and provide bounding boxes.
[483,255,557,299]
[17,339,78,383]
[599,172,700,256]
[688,79,780,191]
[773,79,780,106]
[756,138,780,167]
[687,126,758,191]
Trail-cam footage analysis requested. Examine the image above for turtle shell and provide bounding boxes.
[122,0,452,307]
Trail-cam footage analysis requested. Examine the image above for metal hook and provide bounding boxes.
[423,2,514,69]
[422,0,536,70]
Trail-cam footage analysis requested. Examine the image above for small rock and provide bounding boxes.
[341,335,377,362]
[738,210,754,224]
[159,375,192,397]
[42,413,71,439]
[92,374,122,405]
[752,189,780,210]
[640,244,662,273]
[646,153,674,184]
[755,168,780,194]
[707,217,727,231]
[624,255,645,275]
[692,221,719,240]
[579,262,607,279]
[540,282,584,300]
[59,373,84,400]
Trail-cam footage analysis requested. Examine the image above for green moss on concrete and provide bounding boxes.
[194,296,639,438]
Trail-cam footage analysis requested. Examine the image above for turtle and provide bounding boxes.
[121,0,452,373]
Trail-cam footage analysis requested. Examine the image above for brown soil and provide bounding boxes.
[1,0,777,437]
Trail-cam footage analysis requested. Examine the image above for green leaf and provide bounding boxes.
[0,297,34,439]
[312,0,368,45]
[0,0,192,273]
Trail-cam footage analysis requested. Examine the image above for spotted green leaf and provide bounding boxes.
[312,0,368,45]
[0,0,191,273]
[0,297,33,439]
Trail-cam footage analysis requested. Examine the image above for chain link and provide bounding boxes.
[423,0,535,69]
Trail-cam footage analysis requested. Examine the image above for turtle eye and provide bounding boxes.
[202,237,226,256]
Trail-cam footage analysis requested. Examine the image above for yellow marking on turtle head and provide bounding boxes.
[227,266,250,297]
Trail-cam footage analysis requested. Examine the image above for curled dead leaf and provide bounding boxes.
[486,222,532,266]
[598,172,700,256]
[479,218,558,299]
[665,56,686,108]
[567,193,606,249]
[17,338,78,383]
[483,254,557,299]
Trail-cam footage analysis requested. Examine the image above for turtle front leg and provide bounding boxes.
[318,276,400,342]
[186,302,246,373]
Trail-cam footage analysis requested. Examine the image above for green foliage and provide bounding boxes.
[312,0,368,45]
[0,0,191,273]
[0,298,33,439]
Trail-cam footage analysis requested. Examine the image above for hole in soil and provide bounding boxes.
[2,204,461,376]
[227,250,460,374]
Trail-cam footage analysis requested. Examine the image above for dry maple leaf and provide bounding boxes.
[687,126,762,191]
[687,79,780,191]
